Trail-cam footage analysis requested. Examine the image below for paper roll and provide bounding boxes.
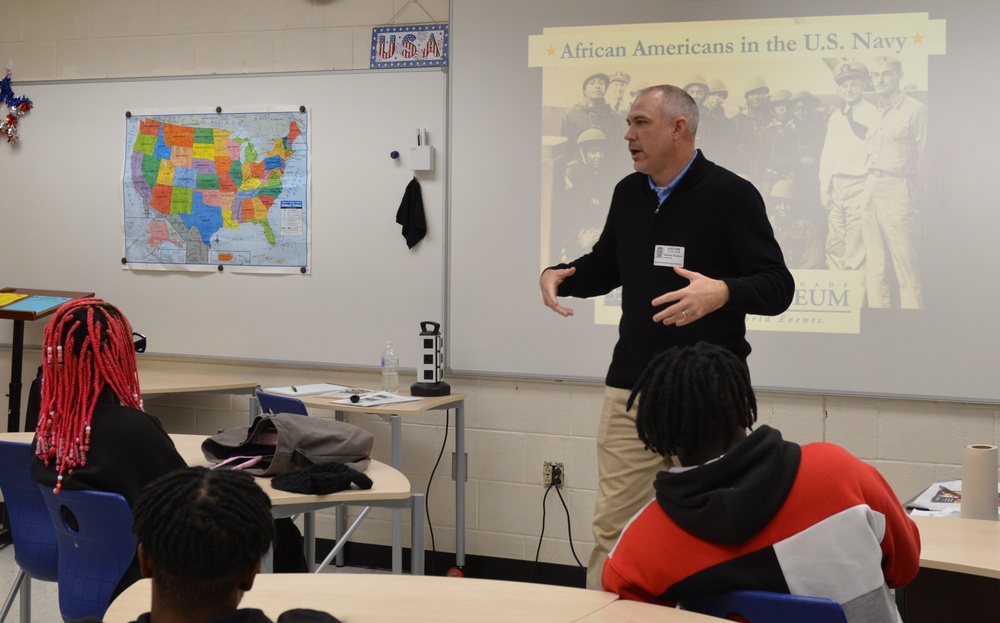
[960,444,999,520]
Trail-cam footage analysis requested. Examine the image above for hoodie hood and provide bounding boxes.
[653,425,801,545]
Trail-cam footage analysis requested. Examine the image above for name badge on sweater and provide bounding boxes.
[653,245,684,267]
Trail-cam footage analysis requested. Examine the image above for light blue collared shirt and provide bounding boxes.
[648,149,699,206]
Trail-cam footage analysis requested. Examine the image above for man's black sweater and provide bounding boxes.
[555,151,794,389]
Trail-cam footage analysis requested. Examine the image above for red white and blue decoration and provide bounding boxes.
[371,24,448,69]
[0,61,32,144]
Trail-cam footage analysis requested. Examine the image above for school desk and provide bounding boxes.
[104,574,719,623]
[295,390,466,573]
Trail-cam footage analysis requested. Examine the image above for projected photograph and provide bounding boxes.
[530,13,945,332]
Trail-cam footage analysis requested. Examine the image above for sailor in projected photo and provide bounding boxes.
[625,79,648,113]
[819,60,879,273]
[696,79,734,165]
[790,90,825,171]
[683,75,709,108]
[768,179,824,270]
[606,70,631,113]
[759,89,800,198]
[552,128,615,263]
[733,76,771,181]
[787,89,826,243]
[861,57,926,309]
[560,72,621,153]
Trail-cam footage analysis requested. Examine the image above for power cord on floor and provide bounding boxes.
[553,483,584,568]
[528,480,584,583]
[528,484,555,583]
[424,408,450,576]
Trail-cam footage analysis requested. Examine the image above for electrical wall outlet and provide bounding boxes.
[542,461,565,487]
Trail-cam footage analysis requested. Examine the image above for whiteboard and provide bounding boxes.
[449,0,1000,403]
[0,69,447,370]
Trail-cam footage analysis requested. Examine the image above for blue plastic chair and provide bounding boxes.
[38,486,136,622]
[679,590,849,623]
[0,441,59,623]
[256,389,309,416]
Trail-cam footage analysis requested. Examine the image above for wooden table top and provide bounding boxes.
[0,287,94,321]
[103,574,712,623]
[296,389,466,416]
[0,433,410,512]
[912,514,1000,579]
[171,433,410,509]
[137,368,258,395]
[578,598,719,622]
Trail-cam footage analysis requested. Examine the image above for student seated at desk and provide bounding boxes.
[602,342,920,623]
[30,298,307,581]
[31,298,187,597]
[79,466,341,623]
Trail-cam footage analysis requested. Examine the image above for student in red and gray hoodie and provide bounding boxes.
[603,342,920,623]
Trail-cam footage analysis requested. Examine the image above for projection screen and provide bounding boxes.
[450,0,1000,403]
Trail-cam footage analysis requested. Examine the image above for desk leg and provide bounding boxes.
[249,388,260,425]
[390,414,402,574]
[335,410,346,567]
[303,512,316,573]
[261,547,274,573]
[6,320,24,433]
[455,402,465,568]
[0,321,24,547]
[410,492,425,575]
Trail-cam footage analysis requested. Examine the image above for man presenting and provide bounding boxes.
[539,85,794,590]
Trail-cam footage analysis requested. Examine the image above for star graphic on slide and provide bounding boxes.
[912,32,925,44]
[547,45,557,56]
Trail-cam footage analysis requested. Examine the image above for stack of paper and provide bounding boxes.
[329,391,421,407]
[906,479,1000,518]
[263,383,350,397]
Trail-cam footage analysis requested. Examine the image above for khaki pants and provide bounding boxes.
[586,386,673,590]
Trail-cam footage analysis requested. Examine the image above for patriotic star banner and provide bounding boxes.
[371,24,449,69]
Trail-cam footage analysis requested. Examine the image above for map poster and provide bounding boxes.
[122,109,310,273]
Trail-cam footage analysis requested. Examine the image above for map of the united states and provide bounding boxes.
[122,111,308,270]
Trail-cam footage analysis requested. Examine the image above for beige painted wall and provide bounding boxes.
[1,0,997,569]
[0,0,449,79]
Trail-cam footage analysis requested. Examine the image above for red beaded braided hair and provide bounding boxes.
[34,298,143,493]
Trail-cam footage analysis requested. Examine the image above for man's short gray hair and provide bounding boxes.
[636,84,700,137]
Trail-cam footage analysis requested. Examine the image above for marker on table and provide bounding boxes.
[291,386,298,393]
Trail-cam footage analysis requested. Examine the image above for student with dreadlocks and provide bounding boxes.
[78,467,341,623]
[602,342,920,623]
[30,298,308,579]
[31,298,187,596]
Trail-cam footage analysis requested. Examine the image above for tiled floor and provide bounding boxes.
[0,541,59,622]
[0,541,385,622]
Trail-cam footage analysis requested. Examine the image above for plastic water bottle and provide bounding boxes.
[381,341,399,393]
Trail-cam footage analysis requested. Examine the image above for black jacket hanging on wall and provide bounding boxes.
[395,177,427,248]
